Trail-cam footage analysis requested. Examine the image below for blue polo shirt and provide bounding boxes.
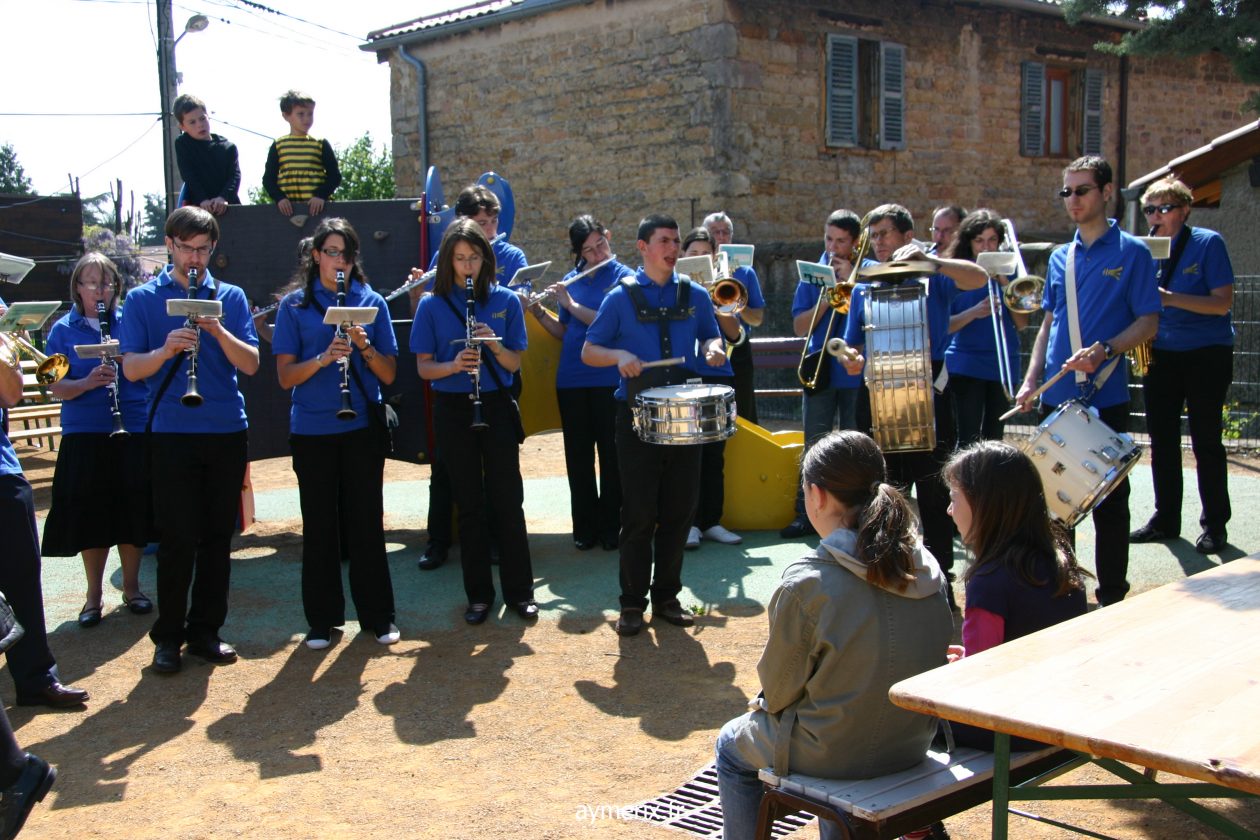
[45,307,147,433]
[584,269,721,401]
[271,282,397,435]
[0,296,19,476]
[1154,226,1234,351]
[410,284,527,394]
[118,267,258,433]
[733,265,767,327]
[1041,221,1160,409]
[944,284,1020,382]
[844,274,958,362]
[556,259,633,389]
[427,238,529,290]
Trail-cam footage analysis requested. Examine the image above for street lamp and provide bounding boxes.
[158,8,210,216]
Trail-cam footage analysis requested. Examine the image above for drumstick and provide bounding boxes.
[998,366,1071,421]
[641,356,685,369]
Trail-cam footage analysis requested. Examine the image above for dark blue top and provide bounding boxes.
[1154,226,1234,351]
[844,274,958,362]
[409,285,527,394]
[944,282,1020,382]
[271,281,397,435]
[584,269,722,401]
[46,307,147,434]
[0,296,18,475]
[965,552,1087,643]
[1041,221,1161,409]
[118,267,259,433]
[556,260,633,389]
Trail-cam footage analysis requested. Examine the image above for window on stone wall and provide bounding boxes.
[1021,61,1103,158]
[825,33,905,151]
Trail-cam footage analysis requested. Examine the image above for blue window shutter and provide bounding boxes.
[1082,68,1104,155]
[1021,61,1045,157]
[826,34,858,147]
[880,42,906,150]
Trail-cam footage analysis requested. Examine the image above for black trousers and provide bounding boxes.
[433,391,533,606]
[884,365,957,575]
[0,706,24,787]
[949,373,1010,446]
[1042,401,1132,605]
[728,339,758,426]
[0,474,59,695]
[1142,345,1233,537]
[291,427,395,631]
[615,404,701,611]
[148,431,247,646]
[556,386,621,544]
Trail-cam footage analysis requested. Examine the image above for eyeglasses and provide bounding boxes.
[76,281,111,292]
[1142,204,1181,216]
[319,248,353,259]
[1058,185,1099,199]
[172,241,213,257]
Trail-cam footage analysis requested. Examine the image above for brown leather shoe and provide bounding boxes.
[16,682,89,709]
[653,602,696,628]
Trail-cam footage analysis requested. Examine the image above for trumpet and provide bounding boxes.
[335,270,356,421]
[96,301,127,437]
[181,268,203,407]
[0,331,69,385]
[526,254,617,308]
[798,212,871,390]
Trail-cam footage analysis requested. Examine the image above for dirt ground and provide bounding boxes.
[9,433,1260,840]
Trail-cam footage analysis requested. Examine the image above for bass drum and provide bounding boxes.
[1022,399,1142,528]
[632,383,737,445]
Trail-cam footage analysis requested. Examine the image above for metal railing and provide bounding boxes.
[751,274,1260,450]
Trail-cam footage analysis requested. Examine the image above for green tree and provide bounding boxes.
[0,143,33,195]
[1064,0,1260,112]
[335,132,396,200]
[140,192,166,245]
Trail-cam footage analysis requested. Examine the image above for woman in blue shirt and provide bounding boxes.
[42,252,152,628]
[943,209,1027,445]
[527,215,631,551]
[272,218,400,650]
[410,219,535,626]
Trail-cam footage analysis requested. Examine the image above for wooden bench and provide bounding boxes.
[755,746,1076,840]
[5,360,63,451]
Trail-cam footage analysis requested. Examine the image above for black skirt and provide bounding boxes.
[40,432,153,556]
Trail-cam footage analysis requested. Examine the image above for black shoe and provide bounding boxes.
[1196,531,1227,554]
[653,601,696,628]
[417,545,447,571]
[152,642,182,674]
[15,682,88,709]
[464,603,491,625]
[615,609,643,636]
[186,638,238,665]
[0,754,55,840]
[779,516,816,539]
[513,601,539,620]
[600,534,619,551]
[574,538,597,551]
[1129,521,1178,543]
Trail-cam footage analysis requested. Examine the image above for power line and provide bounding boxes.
[0,112,159,117]
[224,0,362,40]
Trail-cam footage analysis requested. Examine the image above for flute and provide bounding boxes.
[526,254,618,306]
[383,268,437,302]
[95,300,128,437]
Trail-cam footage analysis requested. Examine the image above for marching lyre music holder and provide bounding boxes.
[322,307,379,329]
[165,299,223,320]
[72,341,121,360]
[0,301,61,333]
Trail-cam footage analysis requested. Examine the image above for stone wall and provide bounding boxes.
[379,0,1255,299]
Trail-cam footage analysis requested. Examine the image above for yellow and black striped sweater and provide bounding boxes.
[262,134,341,202]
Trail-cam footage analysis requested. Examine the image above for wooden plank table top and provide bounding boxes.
[890,556,1260,796]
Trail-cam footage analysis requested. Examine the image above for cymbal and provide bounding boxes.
[856,260,937,282]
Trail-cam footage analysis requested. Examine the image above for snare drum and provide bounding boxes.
[1022,400,1142,528]
[632,383,737,445]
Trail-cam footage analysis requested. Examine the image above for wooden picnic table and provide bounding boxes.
[890,555,1260,838]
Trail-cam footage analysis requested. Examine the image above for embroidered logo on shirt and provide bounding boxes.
[1102,267,1123,280]
[490,309,507,320]
[1182,263,1200,275]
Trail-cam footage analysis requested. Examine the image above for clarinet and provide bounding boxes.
[181,267,204,407]
[96,300,128,437]
[465,274,489,431]
[335,270,356,420]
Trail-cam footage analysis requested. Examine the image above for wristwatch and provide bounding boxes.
[1101,342,1115,360]
[315,352,325,367]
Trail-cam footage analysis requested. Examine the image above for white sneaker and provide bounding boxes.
[305,628,332,650]
[702,524,743,545]
[685,526,702,550]
[373,622,400,645]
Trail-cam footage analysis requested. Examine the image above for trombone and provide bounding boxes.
[0,331,69,385]
[797,212,869,390]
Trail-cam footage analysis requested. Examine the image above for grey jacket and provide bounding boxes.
[727,528,954,779]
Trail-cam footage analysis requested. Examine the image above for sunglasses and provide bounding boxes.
[1142,204,1181,216]
[1058,185,1099,199]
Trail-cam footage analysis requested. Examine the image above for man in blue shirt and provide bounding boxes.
[1129,177,1234,554]
[840,205,988,598]
[1016,156,1160,606]
[583,214,725,637]
[121,206,260,673]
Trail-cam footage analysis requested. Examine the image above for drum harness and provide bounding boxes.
[1062,241,1126,404]
[622,277,696,401]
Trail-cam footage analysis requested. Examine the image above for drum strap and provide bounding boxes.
[1159,225,1192,290]
[622,277,695,363]
[1063,242,1122,396]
